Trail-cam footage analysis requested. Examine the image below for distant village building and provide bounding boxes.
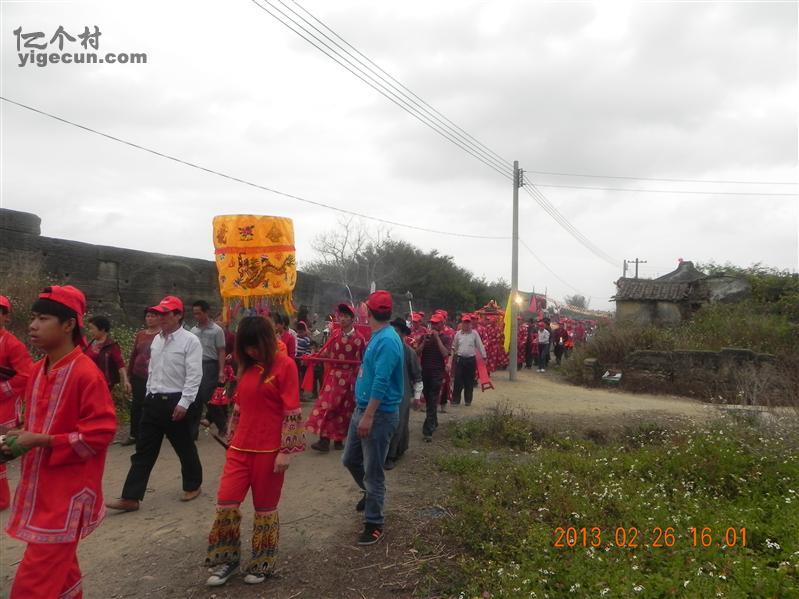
[613,261,750,326]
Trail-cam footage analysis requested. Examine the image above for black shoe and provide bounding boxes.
[356,494,366,512]
[206,561,239,586]
[423,435,432,443]
[333,440,344,450]
[465,402,472,406]
[120,437,136,447]
[311,438,330,452]
[384,459,396,470]
[357,524,384,546]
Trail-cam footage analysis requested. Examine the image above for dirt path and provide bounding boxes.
[0,371,719,598]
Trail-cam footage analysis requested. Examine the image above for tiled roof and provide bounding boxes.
[613,279,691,302]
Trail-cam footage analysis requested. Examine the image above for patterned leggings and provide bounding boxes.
[205,450,284,575]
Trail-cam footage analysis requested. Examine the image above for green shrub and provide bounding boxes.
[437,413,799,598]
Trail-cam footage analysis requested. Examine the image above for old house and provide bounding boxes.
[613,261,750,326]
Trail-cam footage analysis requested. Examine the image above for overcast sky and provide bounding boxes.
[1,0,797,309]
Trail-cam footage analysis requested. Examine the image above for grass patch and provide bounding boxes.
[434,409,799,597]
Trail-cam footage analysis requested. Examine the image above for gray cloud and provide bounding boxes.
[1,0,796,310]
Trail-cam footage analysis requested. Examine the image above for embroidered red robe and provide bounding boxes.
[5,347,117,544]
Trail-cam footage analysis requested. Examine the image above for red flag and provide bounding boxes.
[475,353,494,391]
[528,295,537,312]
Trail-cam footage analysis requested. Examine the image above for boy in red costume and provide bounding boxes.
[2,285,117,599]
[0,294,35,510]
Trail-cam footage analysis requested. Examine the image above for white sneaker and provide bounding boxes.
[244,573,266,584]
[206,562,239,586]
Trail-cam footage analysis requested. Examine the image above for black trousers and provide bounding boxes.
[191,361,226,439]
[538,343,550,370]
[452,356,477,405]
[422,372,442,437]
[525,342,535,369]
[553,344,565,365]
[121,393,203,501]
[129,374,147,439]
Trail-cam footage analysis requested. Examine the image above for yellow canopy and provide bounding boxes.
[213,214,297,318]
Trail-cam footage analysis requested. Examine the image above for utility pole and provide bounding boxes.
[627,258,647,279]
[623,259,628,278]
[510,161,521,381]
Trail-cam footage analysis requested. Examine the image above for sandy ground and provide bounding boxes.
[0,370,719,598]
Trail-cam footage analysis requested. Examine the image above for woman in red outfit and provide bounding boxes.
[305,303,366,451]
[84,315,131,393]
[205,316,305,587]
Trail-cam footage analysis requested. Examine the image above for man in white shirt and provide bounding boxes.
[536,320,551,372]
[107,295,204,512]
[451,315,487,406]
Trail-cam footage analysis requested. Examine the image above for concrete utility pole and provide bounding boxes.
[627,258,647,279]
[510,161,522,381]
[623,259,629,278]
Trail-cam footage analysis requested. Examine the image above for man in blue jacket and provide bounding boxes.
[342,290,404,546]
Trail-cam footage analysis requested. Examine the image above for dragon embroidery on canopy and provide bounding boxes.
[236,254,296,289]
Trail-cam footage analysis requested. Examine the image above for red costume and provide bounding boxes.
[305,327,366,442]
[516,322,529,367]
[6,346,116,599]
[432,311,454,407]
[206,352,305,576]
[0,328,34,510]
[480,314,505,373]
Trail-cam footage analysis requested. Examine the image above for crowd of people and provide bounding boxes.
[0,284,592,597]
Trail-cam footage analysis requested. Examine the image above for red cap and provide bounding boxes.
[435,309,448,319]
[38,285,86,328]
[461,314,472,322]
[150,295,184,314]
[429,313,445,324]
[337,303,355,317]
[0,295,11,313]
[366,290,392,313]
[411,312,422,323]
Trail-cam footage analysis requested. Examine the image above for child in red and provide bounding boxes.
[205,315,305,587]
[2,285,117,599]
[0,294,35,511]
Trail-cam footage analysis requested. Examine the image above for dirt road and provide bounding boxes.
[0,371,718,598]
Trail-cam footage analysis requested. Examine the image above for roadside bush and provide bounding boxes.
[562,324,676,384]
[437,412,799,598]
[562,299,798,387]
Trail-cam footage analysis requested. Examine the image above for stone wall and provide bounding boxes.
[622,348,783,405]
[0,208,429,325]
[615,300,685,327]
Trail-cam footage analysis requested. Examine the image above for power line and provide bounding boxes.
[0,96,510,240]
[2,97,611,304]
[522,184,619,266]
[536,183,798,197]
[519,239,586,295]
[284,0,512,171]
[250,0,513,180]
[525,168,796,186]
[251,0,618,267]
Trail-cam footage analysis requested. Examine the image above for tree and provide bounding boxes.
[304,223,509,315]
[564,294,588,309]
[303,217,392,287]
